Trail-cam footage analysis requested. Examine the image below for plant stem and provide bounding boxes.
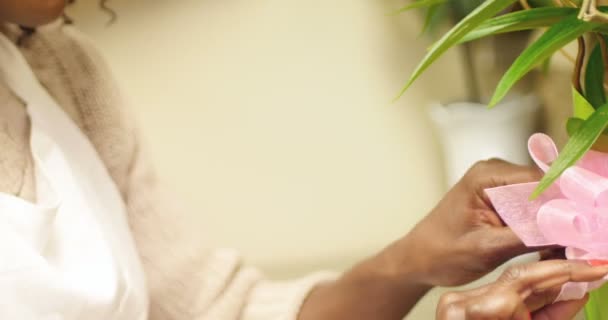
[580,0,608,23]
[461,41,482,103]
[597,34,608,88]
[574,36,586,93]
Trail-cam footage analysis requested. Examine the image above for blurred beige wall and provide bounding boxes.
[69,0,466,318]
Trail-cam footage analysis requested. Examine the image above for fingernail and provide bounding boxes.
[589,259,608,266]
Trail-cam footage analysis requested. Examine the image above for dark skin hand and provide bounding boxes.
[407,158,545,287]
[437,260,608,319]
[299,159,544,320]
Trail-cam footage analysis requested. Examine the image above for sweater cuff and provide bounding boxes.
[241,271,338,320]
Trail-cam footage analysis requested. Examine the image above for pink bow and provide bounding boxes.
[486,133,608,300]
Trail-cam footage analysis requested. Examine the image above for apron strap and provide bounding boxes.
[0,33,58,108]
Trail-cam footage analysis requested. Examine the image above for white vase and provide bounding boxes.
[428,94,540,188]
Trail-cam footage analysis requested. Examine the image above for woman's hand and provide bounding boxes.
[393,159,544,287]
[299,159,547,320]
[437,260,608,319]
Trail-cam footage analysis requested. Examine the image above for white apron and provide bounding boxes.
[0,33,148,319]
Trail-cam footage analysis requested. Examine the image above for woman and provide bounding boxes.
[0,1,601,319]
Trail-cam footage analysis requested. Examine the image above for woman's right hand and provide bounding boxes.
[436,260,608,320]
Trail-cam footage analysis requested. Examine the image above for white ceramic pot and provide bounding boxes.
[428,94,540,188]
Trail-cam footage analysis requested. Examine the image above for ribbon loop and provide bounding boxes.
[528,133,558,172]
[560,166,608,207]
[486,133,608,301]
[537,199,588,248]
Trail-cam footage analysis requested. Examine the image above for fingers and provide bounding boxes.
[466,159,542,210]
[438,289,529,320]
[436,261,608,320]
[524,284,563,312]
[438,291,588,320]
[468,159,543,189]
[482,227,532,257]
[496,260,608,295]
[475,228,540,269]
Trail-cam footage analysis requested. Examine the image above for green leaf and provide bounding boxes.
[391,0,447,15]
[460,7,576,43]
[396,0,517,100]
[585,284,608,319]
[531,103,608,199]
[566,117,584,136]
[585,42,607,108]
[420,4,444,35]
[489,16,599,108]
[573,87,596,119]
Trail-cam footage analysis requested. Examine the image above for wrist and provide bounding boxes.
[299,235,434,320]
[352,234,435,297]
[373,229,437,288]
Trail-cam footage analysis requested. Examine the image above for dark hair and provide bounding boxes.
[17,0,117,46]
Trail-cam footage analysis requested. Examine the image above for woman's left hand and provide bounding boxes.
[393,159,545,287]
[436,260,608,320]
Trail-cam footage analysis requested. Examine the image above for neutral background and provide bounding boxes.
[67,0,508,318]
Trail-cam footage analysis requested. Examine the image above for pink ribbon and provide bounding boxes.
[486,133,608,301]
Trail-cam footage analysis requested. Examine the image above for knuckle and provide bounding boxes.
[465,158,506,181]
[438,292,461,307]
[485,157,506,164]
[500,265,526,284]
[473,158,504,170]
[558,260,574,277]
[468,160,490,175]
[466,293,519,320]
[437,298,465,320]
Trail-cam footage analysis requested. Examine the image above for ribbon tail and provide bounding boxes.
[485,182,561,247]
[556,282,592,302]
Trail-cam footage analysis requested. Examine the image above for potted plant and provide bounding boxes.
[397,0,541,187]
[400,0,608,317]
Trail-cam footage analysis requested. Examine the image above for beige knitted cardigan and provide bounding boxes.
[0,22,334,319]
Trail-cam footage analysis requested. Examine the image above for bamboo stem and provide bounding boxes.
[596,34,608,93]
[574,37,587,93]
[580,0,608,23]
[597,34,608,72]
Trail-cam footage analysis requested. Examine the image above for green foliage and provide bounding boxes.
[585,41,607,108]
[392,0,447,14]
[586,285,608,320]
[489,15,597,107]
[395,0,518,100]
[399,1,608,199]
[532,100,608,199]
[573,86,596,119]
[459,7,576,43]
[399,1,608,316]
